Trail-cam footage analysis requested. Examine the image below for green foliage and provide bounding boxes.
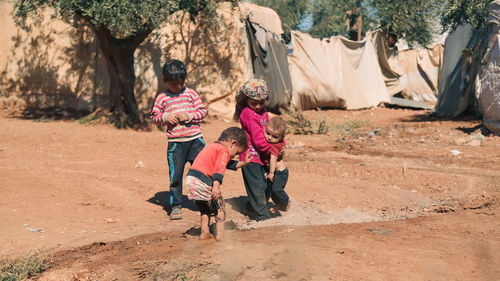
[0,253,50,281]
[249,0,309,41]
[368,0,442,47]
[309,0,376,38]
[77,112,101,125]
[250,0,308,31]
[13,0,222,37]
[441,0,490,32]
[283,109,332,135]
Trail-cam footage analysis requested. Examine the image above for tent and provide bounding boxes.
[434,24,485,117]
[370,30,444,102]
[477,0,500,135]
[289,30,390,110]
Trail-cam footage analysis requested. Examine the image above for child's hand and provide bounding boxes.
[278,147,286,158]
[165,114,180,125]
[212,185,221,199]
[176,112,190,123]
[267,172,274,182]
[243,152,252,165]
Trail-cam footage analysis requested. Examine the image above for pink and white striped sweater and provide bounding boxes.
[150,87,207,142]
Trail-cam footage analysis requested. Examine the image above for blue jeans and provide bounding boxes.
[267,168,289,208]
[167,137,205,209]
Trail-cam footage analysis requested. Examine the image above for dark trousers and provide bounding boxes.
[241,163,272,221]
[267,168,289,208]
[167,137,205,208]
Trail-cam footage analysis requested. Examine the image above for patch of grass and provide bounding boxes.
[283,109,333,135]
[77,112,101,125]
[332,119,371,134]
[0,253,50,281]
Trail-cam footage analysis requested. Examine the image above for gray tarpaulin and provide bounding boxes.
[435,25,484,117]
[245,19,293,112]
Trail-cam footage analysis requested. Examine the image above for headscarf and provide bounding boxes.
[236,78,269,101]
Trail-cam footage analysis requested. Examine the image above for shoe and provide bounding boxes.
[170,206,182,220]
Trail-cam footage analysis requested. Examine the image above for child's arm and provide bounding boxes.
[150,94,179,126]
[177,90,207,123]
[267,154,278,182]
[240,110,270,153]
[212,180,221,199]
[226,153,253,170]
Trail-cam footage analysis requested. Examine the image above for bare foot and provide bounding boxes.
[269,207,278,214]
[199,233,215,240]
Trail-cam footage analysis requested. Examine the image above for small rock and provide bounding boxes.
[29,228,41,232]
[467,139,481,146]
[473,133,485,141]
[135,161,145,168]
[450,149,461,156]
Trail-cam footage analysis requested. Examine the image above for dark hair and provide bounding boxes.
[232,94,249,122]
[267,117,286,138]
[218,127,248,149]
[162,59,187,82]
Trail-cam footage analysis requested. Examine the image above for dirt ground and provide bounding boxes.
[1,107,499,280]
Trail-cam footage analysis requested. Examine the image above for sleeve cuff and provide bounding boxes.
[213,173,224,184]
[226,160,238,171]
[161,113,168,124]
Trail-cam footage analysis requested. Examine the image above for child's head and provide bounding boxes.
[218,127,248,157]
[265,117,286,144]
[233,79,269,121]
[162,59,187,94]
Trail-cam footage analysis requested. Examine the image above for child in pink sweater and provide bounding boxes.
[233,79,274,221]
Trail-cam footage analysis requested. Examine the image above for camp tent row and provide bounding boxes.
[0,1,498,134]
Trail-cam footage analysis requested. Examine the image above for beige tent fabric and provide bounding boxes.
[477,0,500,135]
[398,45,444,102]
[0,2,249,117]
[289,31,390,110]
[369,30,444,102]
[478,34,500,135]
[369,30,404,96]
[238,2,283,36]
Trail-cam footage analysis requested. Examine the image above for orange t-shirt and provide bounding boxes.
[190,142,230,183]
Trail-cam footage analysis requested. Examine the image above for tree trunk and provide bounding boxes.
[94,25,152,122]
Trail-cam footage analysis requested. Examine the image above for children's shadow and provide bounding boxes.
[225,196,248,214]
[146,192,197,214]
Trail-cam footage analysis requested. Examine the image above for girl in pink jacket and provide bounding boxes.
[233,79,273,221]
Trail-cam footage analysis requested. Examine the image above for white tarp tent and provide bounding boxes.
[370,30,444,102]
[289,31,390,110]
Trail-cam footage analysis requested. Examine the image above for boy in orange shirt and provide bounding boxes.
[187,127,252,240]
